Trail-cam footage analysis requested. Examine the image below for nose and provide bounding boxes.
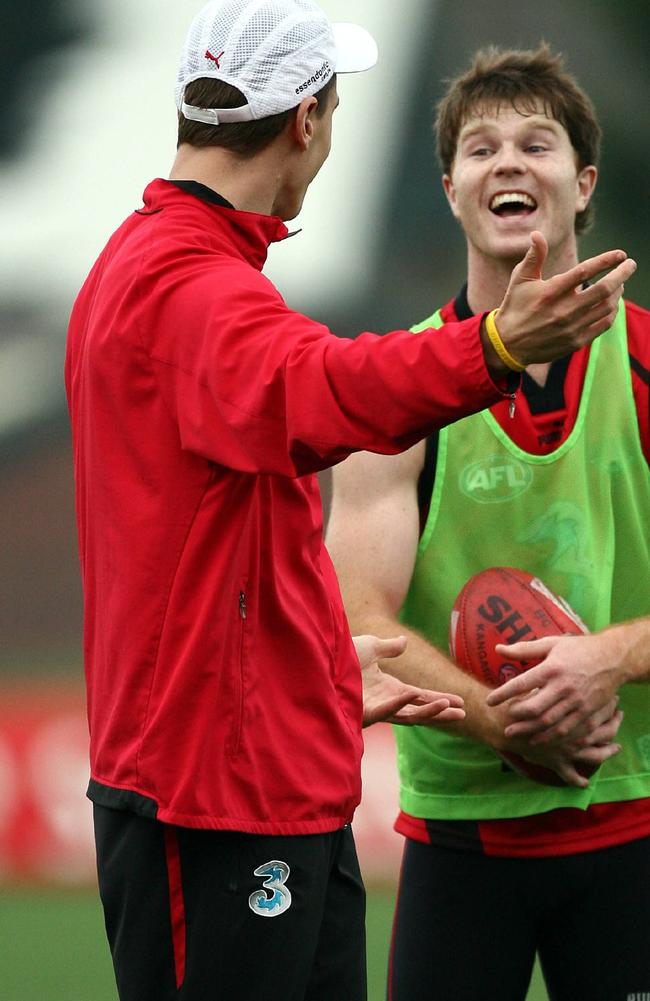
[493,143,526,175]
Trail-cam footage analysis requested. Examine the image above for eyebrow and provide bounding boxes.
[459,117,562,143]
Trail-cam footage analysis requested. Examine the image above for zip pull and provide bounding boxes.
[508,393,517,419]
[239,591,247,619]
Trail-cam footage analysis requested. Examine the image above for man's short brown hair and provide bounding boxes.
[435,44,601,234]
[178,75,337,158]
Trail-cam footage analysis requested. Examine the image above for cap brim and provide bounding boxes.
[332,22,378,74]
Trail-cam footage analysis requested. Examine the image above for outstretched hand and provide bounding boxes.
[488,231,637,372]
[354,634,465,727]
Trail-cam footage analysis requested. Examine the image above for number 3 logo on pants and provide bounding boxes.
[248,860,292,917]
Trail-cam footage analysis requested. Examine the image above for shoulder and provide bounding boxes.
[625,298,650,330]
[625,299,650,321]
[409,297,458,333]
[625,300,650,366]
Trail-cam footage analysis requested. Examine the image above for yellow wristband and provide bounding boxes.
[484,309,526,373]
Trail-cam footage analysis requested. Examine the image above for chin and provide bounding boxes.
[487,234,534,263]
[273,187,307,222]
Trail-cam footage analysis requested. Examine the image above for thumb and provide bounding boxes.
[512,230,547,282]
[373,635,408,661]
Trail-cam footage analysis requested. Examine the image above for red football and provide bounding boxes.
[449,566,590,786]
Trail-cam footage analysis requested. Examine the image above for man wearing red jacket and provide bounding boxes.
[65,3,634,999]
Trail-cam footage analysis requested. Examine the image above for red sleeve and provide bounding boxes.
[626,300,650,465]
[147,265,504,476]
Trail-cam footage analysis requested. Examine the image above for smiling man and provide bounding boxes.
[327,45,650,1001]
[445,108,596,287]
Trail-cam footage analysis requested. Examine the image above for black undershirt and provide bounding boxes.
[167,179,235,210]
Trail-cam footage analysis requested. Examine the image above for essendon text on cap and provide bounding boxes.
[205,49,225,67]
[295,60,331,95]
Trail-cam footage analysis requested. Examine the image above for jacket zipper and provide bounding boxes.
[229,589,247,758]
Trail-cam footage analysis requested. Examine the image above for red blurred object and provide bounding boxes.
[0,682,96,884]
[449,566,591,786]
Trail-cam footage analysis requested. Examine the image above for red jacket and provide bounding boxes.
[65,179,505,834]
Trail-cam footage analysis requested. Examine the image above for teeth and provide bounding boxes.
[490,192,536,210]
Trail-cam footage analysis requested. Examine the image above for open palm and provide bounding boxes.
[354,634,466,727]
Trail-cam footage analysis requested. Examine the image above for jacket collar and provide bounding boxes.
[141,178,290,271]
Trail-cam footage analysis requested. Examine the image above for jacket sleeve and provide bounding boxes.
[146,262,504,476]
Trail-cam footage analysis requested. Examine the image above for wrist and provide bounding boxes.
[485,309,526,372]
[479,314,509,380]
[461,684,509,747]
[601,621,646,685]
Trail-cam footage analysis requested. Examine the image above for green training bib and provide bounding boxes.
[396,303,650,819]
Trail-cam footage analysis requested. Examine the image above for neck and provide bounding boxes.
[464,239,580,386]
[169,143,284,216]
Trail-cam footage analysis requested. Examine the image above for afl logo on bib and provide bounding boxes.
[248,860,292,917]
[460,454,532,503]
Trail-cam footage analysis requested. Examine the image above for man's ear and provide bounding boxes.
[576,164,597,213]
[442,173,461,219]
[292,96,319,150]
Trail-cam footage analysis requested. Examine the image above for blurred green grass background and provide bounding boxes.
[1,887,548,1000]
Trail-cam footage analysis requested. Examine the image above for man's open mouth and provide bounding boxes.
[489,192,537,217]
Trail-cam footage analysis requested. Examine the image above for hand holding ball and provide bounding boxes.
[449,566,591,786]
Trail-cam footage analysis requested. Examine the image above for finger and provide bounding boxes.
[578,279,624,316]
[486,662,558,706]
[526,688,622,744]
[529,695,619,745]
[501,684,571,724]
[566,301,622,350]
[503,690,576,735]
[577,697,619,734]
[493,636,557,664]
[573,741,621,765]
[391,698,451,724]
[550,249,628,296]
[576,709,624,747]
[554,762,590,789]
[553,273,627,339]
[430,706,466,722]
[362,689,416,727]
[411,690,465,709]
[503,717,557,739]
[528,705,588,744]
[570,287,633,345]
[392,702,467,725]
[373,635,408,660]
[369,684,462,723]
[576,258,637,307]
[574,300,625,346]
[511,230,547,282]
[594,698,621,726]
[566,286,622,331]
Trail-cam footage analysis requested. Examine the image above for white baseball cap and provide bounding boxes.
[176,0,379,126]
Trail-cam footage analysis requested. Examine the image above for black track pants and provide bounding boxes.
[94,804,367,1001]
[388,835,650,1001]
